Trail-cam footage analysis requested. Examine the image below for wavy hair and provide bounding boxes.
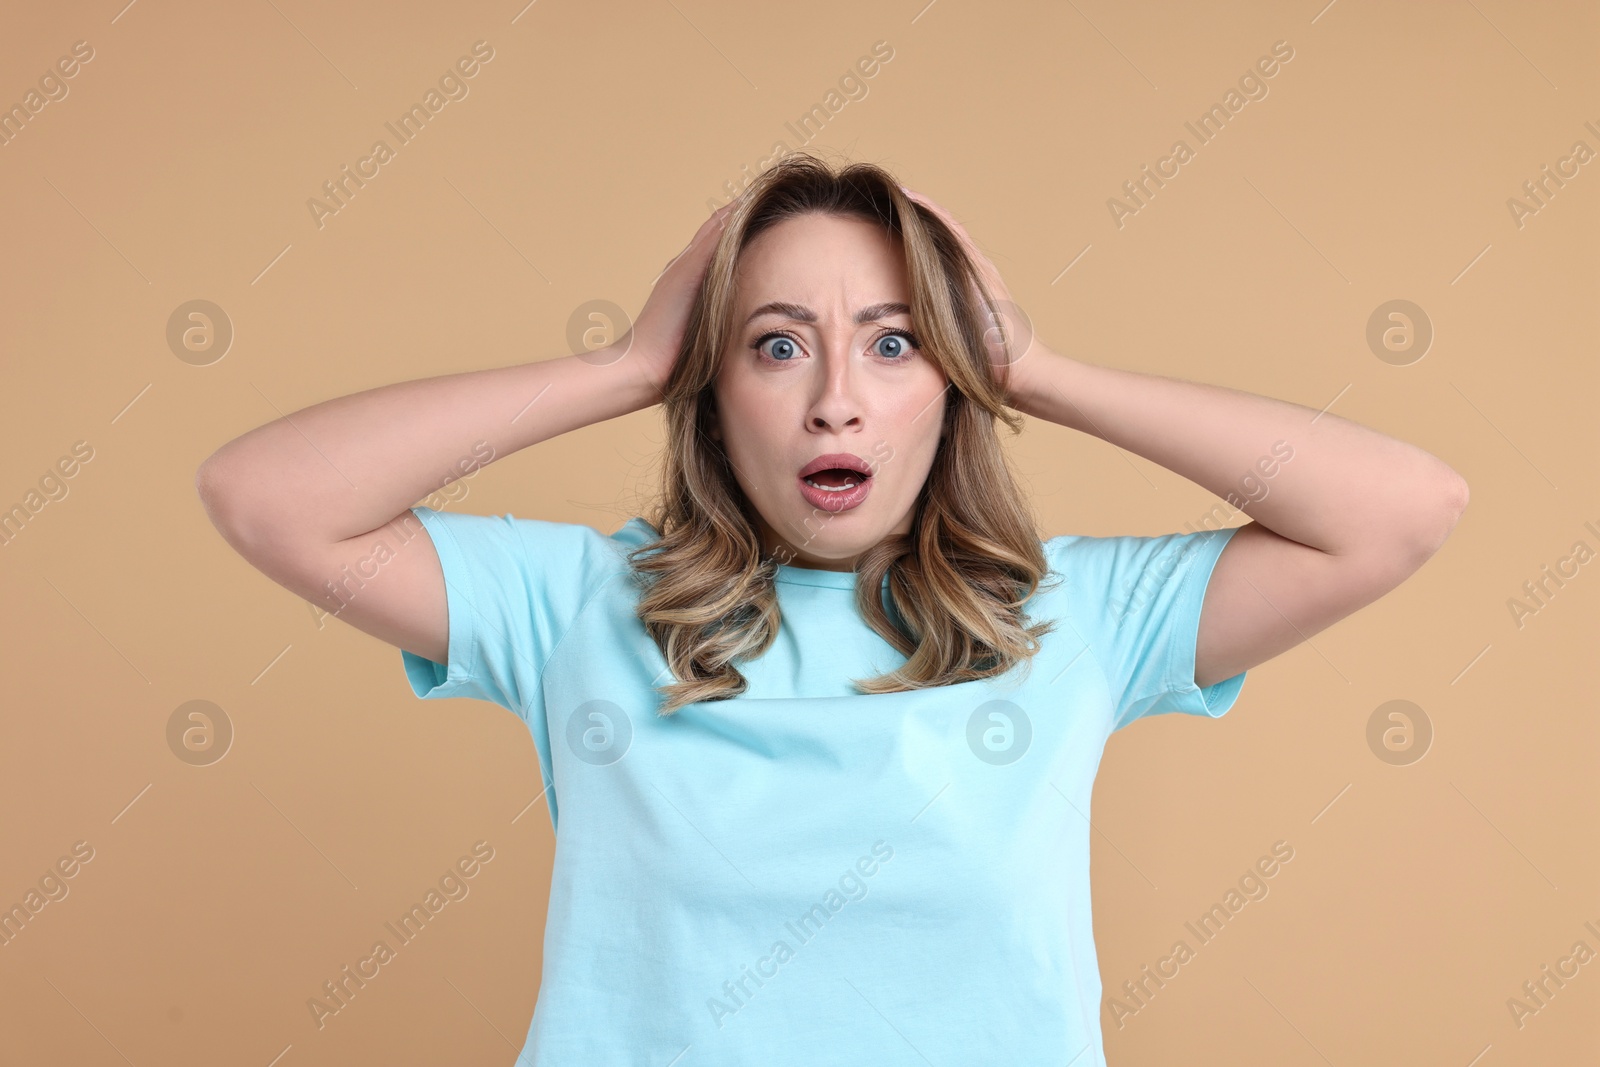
[626,152,1059,714]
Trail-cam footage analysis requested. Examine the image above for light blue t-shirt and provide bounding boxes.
[400,505,1247,1066]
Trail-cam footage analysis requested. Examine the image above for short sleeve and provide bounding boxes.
[399,504,621,733]
[1047,526,1248,733]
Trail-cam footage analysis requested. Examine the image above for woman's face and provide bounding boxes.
[710,211,949,572]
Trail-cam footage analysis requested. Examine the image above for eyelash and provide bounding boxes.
[750,328,922,366]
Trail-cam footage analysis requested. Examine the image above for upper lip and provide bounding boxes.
[799,452,873,479]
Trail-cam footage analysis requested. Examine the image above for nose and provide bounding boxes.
[809,406,862,432]
[806,342,865,433]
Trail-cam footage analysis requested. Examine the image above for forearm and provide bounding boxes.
[197,344,657,545]
[1012,349,1468,558]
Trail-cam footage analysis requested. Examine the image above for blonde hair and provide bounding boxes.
[626,152,1058,714]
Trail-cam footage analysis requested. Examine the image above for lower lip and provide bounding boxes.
[797,474,873,512]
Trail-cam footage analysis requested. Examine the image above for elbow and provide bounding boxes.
[1433,467,1469,538]
[195,455,291,571]
[194,451,231,517]
[194,454,220,514]
[1445,470,1469,521]
[1400,468,1469,566]
[195,450,259,543]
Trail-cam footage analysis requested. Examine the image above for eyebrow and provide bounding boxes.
[743,301,911,327]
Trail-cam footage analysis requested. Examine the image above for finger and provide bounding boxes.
[901,186,945,225]
[666,206,729,266]
[909,192,980,256]
[700,204,731,237]
[898,185,1012,312]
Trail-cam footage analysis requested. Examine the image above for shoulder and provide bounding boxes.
[1043,528,1234,582]
[607,515,661,551]
[412,507,660,585]
[1039,527,1235,609]
[1040,531,1130,592]
[512,513,661,577]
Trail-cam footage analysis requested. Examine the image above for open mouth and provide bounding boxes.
[801,468,869,492]
[796,453,874,513]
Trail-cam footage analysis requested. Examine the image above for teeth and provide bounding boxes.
[803,476,860,492]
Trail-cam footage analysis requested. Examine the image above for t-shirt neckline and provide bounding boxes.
[774,563,861,589]
[618,517,879,590]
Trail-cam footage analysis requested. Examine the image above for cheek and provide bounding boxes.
[714,394,778,474]
[914,409,950,474]
[720,378,793,438]
[708,378,739,441]
[897,391,948,450]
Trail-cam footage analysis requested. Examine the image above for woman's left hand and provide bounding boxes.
[897,185,1047,408]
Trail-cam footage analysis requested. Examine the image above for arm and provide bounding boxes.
[195,203,732,666]
[1010,354,1468,689]
[195,350,659,666]
[896,186,1468,691]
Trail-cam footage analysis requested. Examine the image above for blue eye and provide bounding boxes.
[750,328,921,365]
[756,333,801,361]
[874,332,915,360]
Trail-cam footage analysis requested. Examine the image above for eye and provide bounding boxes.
[753,331,802,362]
[750,328,922,365]
[873,331,919,361]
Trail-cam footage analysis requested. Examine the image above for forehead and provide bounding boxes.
[734,213,909,310]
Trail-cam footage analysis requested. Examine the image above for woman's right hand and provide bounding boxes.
[623,199,736,395]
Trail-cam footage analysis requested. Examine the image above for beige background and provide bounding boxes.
[1,0,1596,1063]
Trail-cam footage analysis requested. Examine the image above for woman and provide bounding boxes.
[196,153,1467,1065]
